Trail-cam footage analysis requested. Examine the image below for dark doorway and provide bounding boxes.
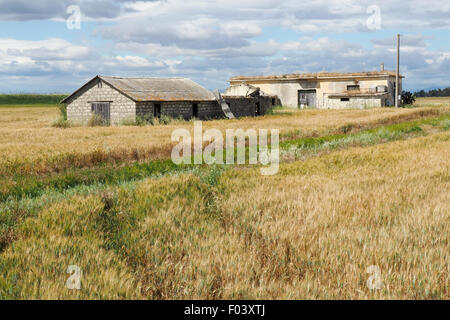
[193,103,199,118]
[298,90,316,108]
[255,102,261,116]
[91,102,110,123]
[154,104,162,118]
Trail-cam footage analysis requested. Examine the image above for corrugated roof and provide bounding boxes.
[62,75,216,103]
[230,71,403,82]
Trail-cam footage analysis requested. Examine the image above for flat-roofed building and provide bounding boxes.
[229,68,403,109]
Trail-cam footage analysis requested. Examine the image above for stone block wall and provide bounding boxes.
[137,101,223,120]
[67,79,136,125]
[196,101,223,119]
[224,96,273,117]
[136,102,154,118]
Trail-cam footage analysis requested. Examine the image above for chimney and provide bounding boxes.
[380,63,384,71]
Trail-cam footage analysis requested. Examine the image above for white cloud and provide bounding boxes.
[0,1,449,92]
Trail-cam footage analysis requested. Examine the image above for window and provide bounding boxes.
[98,81,102,89]
[154,104,161,118]
[347,85,360,91]
[192,103,199,118]
[341,98,350,102]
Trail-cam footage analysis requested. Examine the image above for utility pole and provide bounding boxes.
[395,34,400,108]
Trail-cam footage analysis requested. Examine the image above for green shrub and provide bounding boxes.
[401,91,416,105]
[121,115,155,126]
[158,114,172,125]
[88,114,109,127]
[139,114,155,125]
[57,104,67,120]
[52,117,72,128]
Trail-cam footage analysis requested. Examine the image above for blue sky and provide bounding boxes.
[0,0,449,93]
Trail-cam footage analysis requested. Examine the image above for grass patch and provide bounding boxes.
[0,159,194,202]
[280,115,449,160]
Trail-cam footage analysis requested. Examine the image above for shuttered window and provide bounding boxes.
[91,102,110,123]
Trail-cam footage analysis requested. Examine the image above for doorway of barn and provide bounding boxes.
[154,104,162,118]
[193,103,199,118]
[91,102,110,123]
[298,90,316,108]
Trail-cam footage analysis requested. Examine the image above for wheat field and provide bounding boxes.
[0,103,448,175]
[0,101,449,299]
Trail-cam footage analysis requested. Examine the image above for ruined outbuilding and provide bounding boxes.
[229,68,403,109]
[223,83,280,117]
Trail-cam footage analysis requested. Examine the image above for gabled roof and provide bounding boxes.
[61,75,216,104]
[230,71,404,82]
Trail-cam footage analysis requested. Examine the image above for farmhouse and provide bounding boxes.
[62,75,276,125]
[229,67,403,109]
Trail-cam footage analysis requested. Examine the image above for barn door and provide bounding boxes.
[91,102,110,123]
[298,90,316,108]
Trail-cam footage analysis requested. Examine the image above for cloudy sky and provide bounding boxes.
[0,0,449,93]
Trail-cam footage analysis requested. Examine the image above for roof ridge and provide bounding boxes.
[99,75,188,80]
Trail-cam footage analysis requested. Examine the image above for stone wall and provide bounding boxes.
[136,101,223,120]
[197,101,224,119]
[136,102,153,118]
[224,96,273,117]
[67,78,136,125]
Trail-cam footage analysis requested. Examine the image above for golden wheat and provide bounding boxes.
[1,131,448,299]
[0,105,448,175]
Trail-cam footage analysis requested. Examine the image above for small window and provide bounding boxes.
[193,103,199,118]
[347,85,360,91]
[98,81,102,89]
[341,98,350,102]
[154,104,161,118]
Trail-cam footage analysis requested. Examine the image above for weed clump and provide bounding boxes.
[158,114,172,125]
[88,114,109,127]
[52,117,72,128]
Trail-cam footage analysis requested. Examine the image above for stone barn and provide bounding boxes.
[62,75,223,125]
[62,75,273,125]
[229,67,403,109]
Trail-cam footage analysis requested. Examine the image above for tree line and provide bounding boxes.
[414,87,450,97]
